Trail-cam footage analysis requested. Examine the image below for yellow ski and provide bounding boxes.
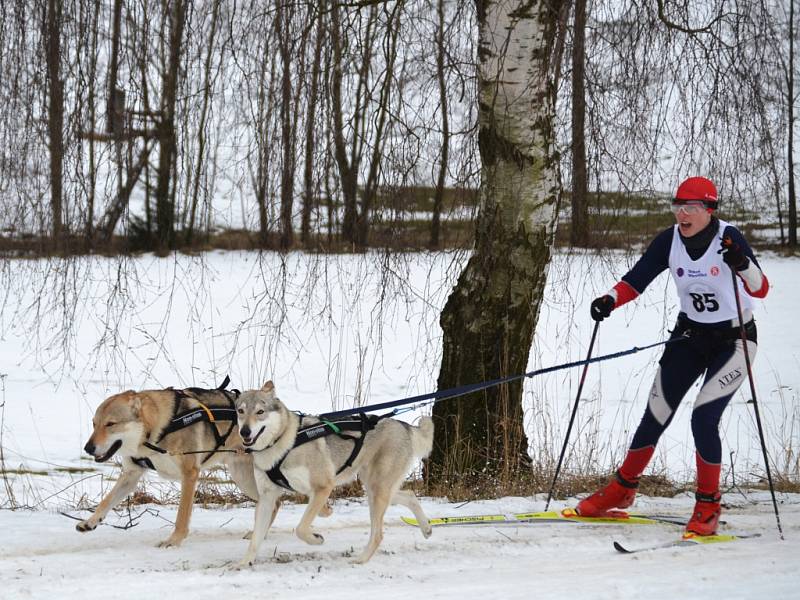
[402,508,687,527]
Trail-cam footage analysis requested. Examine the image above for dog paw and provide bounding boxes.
[420,525,433,539]
[157,535,184,548]
[235,557,255,569]
[298,531,324,545]
[242,530,253,540]
[76,520,97,532]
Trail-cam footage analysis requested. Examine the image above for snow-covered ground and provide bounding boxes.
[1,493,797,599]
[0,249,798,598]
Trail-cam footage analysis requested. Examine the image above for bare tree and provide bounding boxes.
[80,0,103,244]
[301,3,327,246]
[560,0,794,252]
[276,0,298,250]
[355,2,402,247]
[787,0,797,246]
[246,17,280,248]
[430,0,450,249]
[186,0,222,244]
[154,0,187,251]
[83,0,156,245]
[330,4,371,245]
[329,4,404,247]
[570,0,589,247]
[44,0,65,246]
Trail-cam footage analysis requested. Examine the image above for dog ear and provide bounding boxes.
[260,380,277,401]
[127,392,142,416]
[135,394,160,432]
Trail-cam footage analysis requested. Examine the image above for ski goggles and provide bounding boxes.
[670,200,707,215]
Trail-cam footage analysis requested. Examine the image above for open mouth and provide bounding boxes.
[95,439,123,463]
[241,426,265,448]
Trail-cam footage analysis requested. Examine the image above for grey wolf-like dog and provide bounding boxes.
[235,381,433,565]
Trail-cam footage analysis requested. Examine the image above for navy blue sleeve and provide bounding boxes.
[722,225,761,269]
[620,227,673,293]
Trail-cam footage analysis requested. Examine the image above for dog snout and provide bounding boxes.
[84,440,96,456]
[240,425,251,439]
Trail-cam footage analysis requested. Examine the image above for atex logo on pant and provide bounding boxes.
[717,367,742,388]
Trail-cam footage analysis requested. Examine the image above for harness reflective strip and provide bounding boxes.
[164,407,237,434]
[197,400,216,423]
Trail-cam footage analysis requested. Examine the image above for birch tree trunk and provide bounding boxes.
[429,0,564,483]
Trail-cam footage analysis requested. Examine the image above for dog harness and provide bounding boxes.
[259,413,383,492]
[134,376,240,468]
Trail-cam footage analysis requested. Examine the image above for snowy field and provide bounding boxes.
[0,493,798,599]
[0,248,798,598]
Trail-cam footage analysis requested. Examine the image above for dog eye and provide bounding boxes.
[237,408,244,414]
[257,409,265,415]
[105,421,116,428]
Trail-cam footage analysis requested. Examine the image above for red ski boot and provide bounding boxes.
[685,491,721,536]
[576,471,638,517]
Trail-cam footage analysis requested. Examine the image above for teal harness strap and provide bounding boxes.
[319,419,342,434]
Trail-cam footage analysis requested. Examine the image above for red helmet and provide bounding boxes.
[675,177,718,210]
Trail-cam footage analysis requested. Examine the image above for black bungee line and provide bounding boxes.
[319,334,688,421]
[124,336,686,466]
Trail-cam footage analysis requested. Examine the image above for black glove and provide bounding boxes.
[720,236,749,270]
[590,295,615,322]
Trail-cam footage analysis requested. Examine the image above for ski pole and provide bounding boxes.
[545,320,600,511]
[729,261,784,539]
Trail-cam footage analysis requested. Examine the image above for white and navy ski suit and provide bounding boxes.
[609,217,768,466]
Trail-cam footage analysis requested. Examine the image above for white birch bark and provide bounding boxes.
[477,0,561,242]
[430,0,564,478]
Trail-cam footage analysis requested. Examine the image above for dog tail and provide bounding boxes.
[411,416,434,458]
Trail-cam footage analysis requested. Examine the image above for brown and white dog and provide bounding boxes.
[80,385,257,547]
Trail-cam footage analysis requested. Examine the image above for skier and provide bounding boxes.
[576,176,769,536]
